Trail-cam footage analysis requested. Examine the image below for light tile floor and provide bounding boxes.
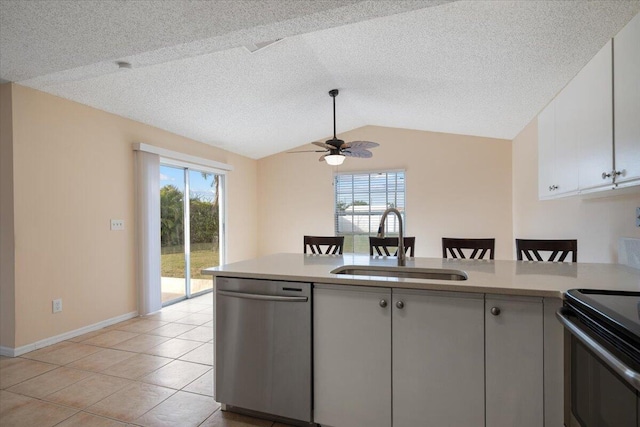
[0,294,294,427]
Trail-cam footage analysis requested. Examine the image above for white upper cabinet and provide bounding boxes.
[553,80,582,196]
[538,12,640,199]
[573,40,613,192]
[538,99,565,198]
[537,100,555,197]
[538,40,612,199]
[614,13,640,187]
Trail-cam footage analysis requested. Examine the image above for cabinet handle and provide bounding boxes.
[548,185,558,191]
[490,307,501,316]
[396,301,405,309]
[602,171,622,180]
[379,299,388,308]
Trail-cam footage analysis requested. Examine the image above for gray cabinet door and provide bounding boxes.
[486,295,544,427]
[313,284,392,427]
[393,289,485,427]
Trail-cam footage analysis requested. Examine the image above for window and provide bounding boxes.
[335,171,406,253]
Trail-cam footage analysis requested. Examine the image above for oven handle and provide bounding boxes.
[556,309,640,391]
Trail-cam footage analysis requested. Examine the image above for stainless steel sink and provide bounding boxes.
[331,265,468,281]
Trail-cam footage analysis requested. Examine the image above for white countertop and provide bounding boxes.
[203,253,640,298]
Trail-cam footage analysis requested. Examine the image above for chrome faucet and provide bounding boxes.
[377,207,406,267]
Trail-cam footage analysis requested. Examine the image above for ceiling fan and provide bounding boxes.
[289,89,379,165]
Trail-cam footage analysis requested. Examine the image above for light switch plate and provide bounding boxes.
[110,219,125,231]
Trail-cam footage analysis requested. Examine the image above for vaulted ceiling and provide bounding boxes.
[1,1,638,158]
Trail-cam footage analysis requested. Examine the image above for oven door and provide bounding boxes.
[557,308,640,427]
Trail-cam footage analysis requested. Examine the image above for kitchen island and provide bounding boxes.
[204,252,640,297]
[203,254,640,427]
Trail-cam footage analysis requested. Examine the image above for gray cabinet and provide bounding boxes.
[314,285,485,427]
[393,289,484,427]
[486,295,544,427]
[314,287,553,427]
[313,284,391,427]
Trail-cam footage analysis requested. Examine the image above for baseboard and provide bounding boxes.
[0,311,138,357]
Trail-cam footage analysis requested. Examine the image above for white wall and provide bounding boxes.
[512,117,640,263]
[257,125,514,259]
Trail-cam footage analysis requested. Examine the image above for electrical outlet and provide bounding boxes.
[110,219,125,231]
[636,207,640,227]
[52,299,62,313]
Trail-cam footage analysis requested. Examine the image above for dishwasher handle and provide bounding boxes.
[218,290,308,303]
[556,308,640,391]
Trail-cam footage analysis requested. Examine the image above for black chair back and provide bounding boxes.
[369,237,415,257]
[304,236,344,255]
[516,239,577,262]
[442,238,495,260]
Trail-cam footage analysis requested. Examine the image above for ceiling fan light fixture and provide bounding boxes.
[325,154,345,166]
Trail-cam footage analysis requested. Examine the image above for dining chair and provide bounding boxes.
[303,236,344,255]
[516,239,577,262]
[369,237,415,257]
[442,238,495,260]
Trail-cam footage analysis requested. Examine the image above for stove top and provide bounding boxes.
[565,289,640,356]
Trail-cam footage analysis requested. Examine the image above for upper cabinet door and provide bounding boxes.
[614,13,640,187]
[538,100,557,199]
[564,40,613,192]
[553,76,581,196]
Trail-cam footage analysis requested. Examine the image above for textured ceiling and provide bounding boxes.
[1,1,639,159]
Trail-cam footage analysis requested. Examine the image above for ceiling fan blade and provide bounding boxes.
[287,150,327,153]
[343,141,380,150]
[319,154,328,162]
[312,141,332,149]
[343,149,373,158]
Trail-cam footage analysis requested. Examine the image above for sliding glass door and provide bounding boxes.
[160,164,223,304]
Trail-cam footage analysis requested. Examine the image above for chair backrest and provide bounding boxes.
[516,239,577,262]
[304,236,344,255]
[442,238,495,260]
[369,237,415,257]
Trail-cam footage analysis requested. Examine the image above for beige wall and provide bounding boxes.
[1,84,16,349]
[512,117,640,263]
[257,125,514,259]
[5,80,636,351]
[8,84,257,348]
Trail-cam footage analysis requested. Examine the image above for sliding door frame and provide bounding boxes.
[160,158,226,303]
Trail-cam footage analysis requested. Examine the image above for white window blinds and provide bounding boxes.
[335,171,406,253]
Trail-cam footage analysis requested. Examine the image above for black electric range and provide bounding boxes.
[558,289,640,427]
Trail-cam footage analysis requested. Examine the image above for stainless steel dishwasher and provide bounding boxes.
[215,277,312,423]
